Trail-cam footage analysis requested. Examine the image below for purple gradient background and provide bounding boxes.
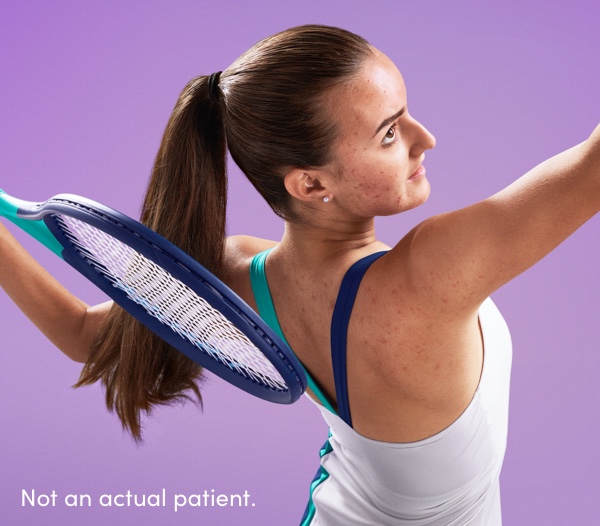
[1,1,599,525]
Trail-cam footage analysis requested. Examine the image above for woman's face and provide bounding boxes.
[323,48,436,218]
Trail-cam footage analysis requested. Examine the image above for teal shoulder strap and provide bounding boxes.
[250,249,336,415]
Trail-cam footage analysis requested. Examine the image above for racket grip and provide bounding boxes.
[0,189,64,258]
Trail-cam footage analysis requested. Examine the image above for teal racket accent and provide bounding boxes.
[0,189,64,257]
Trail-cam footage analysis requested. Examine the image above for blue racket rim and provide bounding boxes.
[15,193,307,404]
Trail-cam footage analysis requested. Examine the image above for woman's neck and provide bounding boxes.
[275,217,386,265]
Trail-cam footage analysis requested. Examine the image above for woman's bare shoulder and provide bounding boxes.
[221,235,278,304]
[225,235,278,261]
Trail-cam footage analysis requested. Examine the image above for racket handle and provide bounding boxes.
[0,189,64,258]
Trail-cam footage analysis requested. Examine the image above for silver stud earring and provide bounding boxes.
[323,196,330,203]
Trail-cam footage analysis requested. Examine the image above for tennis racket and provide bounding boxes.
[0,189,306,404]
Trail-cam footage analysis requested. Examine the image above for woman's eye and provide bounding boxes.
[382,125,397,146]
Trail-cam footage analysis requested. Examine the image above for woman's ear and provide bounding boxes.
[284,168,330,203]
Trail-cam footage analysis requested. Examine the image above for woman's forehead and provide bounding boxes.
[328,51,407,137]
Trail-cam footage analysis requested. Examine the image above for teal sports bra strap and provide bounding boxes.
[250,249,336,414]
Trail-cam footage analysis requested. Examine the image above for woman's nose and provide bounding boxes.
[409,117,436,156]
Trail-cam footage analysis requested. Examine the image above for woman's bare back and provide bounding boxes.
[223,235,484,443]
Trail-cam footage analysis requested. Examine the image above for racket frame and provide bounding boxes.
[1,191,306,404]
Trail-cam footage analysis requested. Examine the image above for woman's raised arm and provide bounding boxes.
[401,123,600,312]
[0,221,111,362]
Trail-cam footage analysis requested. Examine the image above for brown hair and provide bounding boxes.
[75,25,372,440]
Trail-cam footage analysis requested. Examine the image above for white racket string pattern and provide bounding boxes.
[55,213,287,391]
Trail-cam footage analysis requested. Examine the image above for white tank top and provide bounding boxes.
[307,297,512,525]
[249,250,512,525]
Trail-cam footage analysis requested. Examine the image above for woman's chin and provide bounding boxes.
[398,178,431,214]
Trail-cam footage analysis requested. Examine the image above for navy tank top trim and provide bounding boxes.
[331,251,388,428]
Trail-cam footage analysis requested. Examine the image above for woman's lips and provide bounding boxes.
[408,165,425,181]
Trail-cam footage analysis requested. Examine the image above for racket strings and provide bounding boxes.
[54,214,287,391]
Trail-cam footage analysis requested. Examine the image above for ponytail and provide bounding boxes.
[75,76,227,441]
[76,24,372,441]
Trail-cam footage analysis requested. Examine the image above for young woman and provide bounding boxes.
[1,25,598,525]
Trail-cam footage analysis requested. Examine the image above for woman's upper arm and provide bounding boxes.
[77,301,113,362]
[1,221,113,363]
[395,131,599,311]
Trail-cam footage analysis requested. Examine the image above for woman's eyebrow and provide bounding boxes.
[372,107,406,138]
